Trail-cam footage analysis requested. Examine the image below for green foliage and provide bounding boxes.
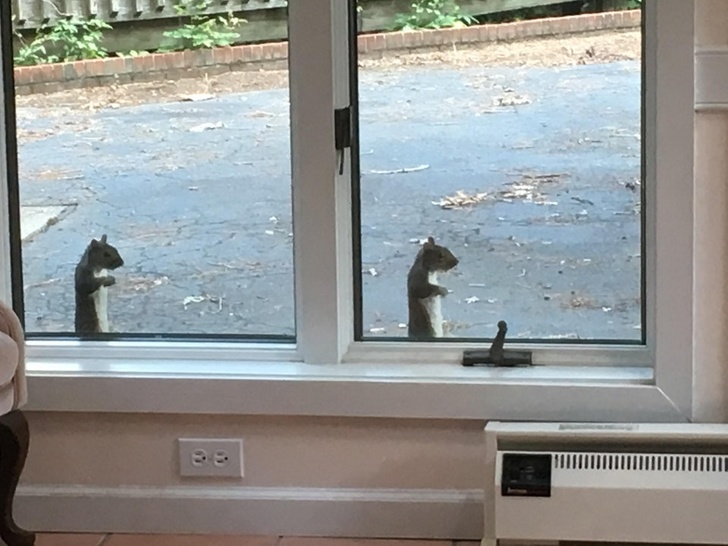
[14,16,111,66]
[161,0,244,52]
[393,0,476,31]
[13,36,52,66]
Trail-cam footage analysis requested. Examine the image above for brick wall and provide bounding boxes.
[13,10,641,96]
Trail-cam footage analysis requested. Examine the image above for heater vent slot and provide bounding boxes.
[553,452,728,473]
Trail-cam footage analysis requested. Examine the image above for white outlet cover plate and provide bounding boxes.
[178,438,244,478]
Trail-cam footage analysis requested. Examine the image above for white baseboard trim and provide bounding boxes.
[15,484,484,539]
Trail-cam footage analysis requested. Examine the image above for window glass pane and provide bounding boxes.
[355,0,643,342]
[13,0,293,338]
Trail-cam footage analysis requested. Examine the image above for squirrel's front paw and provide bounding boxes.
[436,286,449,297]
[103,276,116,287]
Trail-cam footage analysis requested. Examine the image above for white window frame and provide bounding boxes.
[0,0,695,422]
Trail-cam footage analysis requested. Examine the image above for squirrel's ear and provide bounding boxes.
[100,234,107,244]
[426,236,435,246]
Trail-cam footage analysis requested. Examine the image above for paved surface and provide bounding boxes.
[17,60,641,341]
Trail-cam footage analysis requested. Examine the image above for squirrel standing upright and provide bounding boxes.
[74,234,124,334]
[407,236,459,339]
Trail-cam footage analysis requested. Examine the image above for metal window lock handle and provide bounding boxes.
[462,320,533,367]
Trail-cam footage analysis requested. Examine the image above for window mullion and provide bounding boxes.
[650,0,695,416]
[289,0,354,364]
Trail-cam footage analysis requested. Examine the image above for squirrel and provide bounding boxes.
[407,236,459,339]
[74,234,124,334]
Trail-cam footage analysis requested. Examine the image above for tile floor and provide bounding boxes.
[35,535,481,546]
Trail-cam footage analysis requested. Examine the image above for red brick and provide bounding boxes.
[430,29,445,46]
[495,24,509,41]
[280,42,289,58]
[101,59,115,76]
[13,67,31,86]
[106,57,125,75]
[259,44,273,60]
[385,32,404,50]
[524,20,541,38]
[72,61,86,78]
[199,48,214,66]
[129,57,144,75]
[84,59,101,77]
[231,46,245,64]
[49,63,63,82]
[402,30,415,47]
[239,45,252,62]
[167,52,183,69]
[62,62,75,80]
[440,27,457,44]
[250,45,263,61]
[465,26,480,42]
[265,44,279,60]
[182,49,196,67]
[376,33,387,51]
[121,56,135,73]
[150,53,166,71]
[214,46,233,65]
[479,26,490,41]
[476,25,490,42]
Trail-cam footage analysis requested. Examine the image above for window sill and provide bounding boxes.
[24,357,686,422]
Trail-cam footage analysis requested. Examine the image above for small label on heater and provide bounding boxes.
[501,453,551,497]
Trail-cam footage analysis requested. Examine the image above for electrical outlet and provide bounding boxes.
[178,438,244,478]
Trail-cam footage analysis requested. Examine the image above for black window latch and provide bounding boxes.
[335,106,352,175]
[462,320,533,367]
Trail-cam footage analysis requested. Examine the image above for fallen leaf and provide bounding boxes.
[180,93,215,102]
[432,189,490,209]
[370,164,429,175]
[189,121,225,133]
[183,296,205,309]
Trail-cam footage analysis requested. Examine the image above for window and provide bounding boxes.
[354,3,644,344]
[10,0,294,340]
[0,0,695,421]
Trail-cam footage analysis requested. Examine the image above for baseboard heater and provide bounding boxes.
[483,421,728,545]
